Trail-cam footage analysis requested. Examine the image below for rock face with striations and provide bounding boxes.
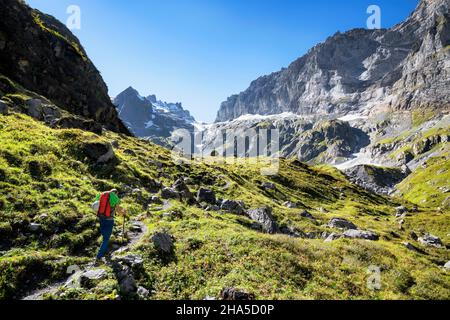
[0,0,129,134]
[216,0,450,122]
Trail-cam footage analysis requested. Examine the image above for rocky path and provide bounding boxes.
[22,220,148,300]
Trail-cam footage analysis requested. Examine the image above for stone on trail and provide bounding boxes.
[80,269,108,289]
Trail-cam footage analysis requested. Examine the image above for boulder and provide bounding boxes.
[299,210,314,220]
[220,287,254,300]
[343,229,379,241]
[161,187,180,200]
[29,223,42,232]
[246,207,278,234]
[79,269,108,289]
[114,264,137,296]
[279,225,304,238]
[82,142,117,164]
[418,233,443,248]
[197,188,216,204]
[444,261,450,271]
[137,286,150,299]
[172,178,194,203]
[261,182,276,190]
[220,199,245,214]
[151,232,174,253]
[344,165,409,196]
[283,201,297,208]
[0,100,8,115]
[409,231,418,241]
[324,233,342,242]
[113,254,144,269]
[328,218,357,230]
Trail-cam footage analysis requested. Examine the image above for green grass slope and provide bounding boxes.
[0,113,449,300]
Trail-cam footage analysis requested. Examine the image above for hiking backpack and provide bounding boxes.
[97,192,112,218]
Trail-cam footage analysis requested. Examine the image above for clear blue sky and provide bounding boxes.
[26,0,418,122]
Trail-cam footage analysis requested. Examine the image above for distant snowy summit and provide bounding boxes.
[113,86,197,146]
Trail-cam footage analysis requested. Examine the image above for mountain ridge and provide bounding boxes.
[113,86,196,146]
[216,0,450,122]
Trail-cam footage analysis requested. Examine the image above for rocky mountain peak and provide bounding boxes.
[216,0,449,122]
[113,87,196,146]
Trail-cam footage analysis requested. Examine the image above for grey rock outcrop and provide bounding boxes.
[324,233,342,242]
[79,269,108,289]
[216,0,450,123]
[197,187,216,204]
[418,233,444,248]
[151,232,174,254]
[220,199,245,214]
[161,187,180,200]
[444,261,450,270]
[343,229,379,241]
[0,100,8,115]
[81,142,117,164]
[328,218,358,230]
[344,165,410,195]
[246,207,278,234]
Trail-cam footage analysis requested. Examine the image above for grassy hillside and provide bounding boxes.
[0,112,449,300]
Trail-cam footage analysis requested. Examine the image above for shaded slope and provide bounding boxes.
[0,0,129,134]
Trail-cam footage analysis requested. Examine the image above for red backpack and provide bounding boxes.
[97,192,112,218]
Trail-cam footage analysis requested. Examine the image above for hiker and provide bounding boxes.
[94,188,124,263]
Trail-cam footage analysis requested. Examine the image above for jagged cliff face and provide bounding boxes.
[216,0,450,122]
[114,87,195,146]
[0,0,129,134]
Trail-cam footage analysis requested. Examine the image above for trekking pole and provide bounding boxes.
[122,211,126,244]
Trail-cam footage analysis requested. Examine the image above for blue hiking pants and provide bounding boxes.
[97,218,114,259]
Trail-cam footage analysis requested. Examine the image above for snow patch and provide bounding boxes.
[334,151,381,171]
[338,114,368,122]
